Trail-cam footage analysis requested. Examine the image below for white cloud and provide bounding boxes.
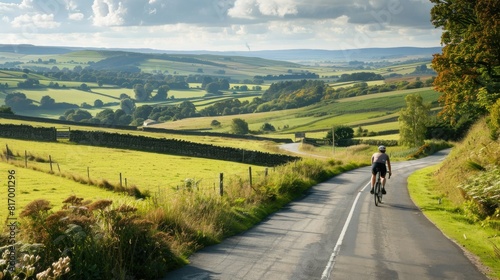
[267,21,310,35]
[0,0,441,51]
[19,0,34,9]
[0,2,17,13]
[258,0,297,17]
[227,0,256,19]
[64,0,80,11]
[68,13,84,21]
[228,0,298,19]
[11,14,61,29]
[92,0,127,27]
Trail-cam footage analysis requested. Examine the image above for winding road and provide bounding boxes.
[163,149,488,280]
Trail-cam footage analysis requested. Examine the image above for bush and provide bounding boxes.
[15,197,184,279]
[458,166,500,218]
[406,140,453,159]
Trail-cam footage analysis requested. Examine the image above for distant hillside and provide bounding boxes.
[0,44,73,55]
[0,44,441,63]
[162,47,443,63]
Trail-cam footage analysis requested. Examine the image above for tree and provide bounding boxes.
[94,99,104,108]
[66,109,92,122]
[430,0,500,125]
[231,118,249,135]
[152,85,169,101]
[201,76,213,89]
[134,84,149,102]
[96,109,115,125]
[5,92,34,111]
[133,105,153,120]
[205,82,220,94]
[261,123,276,132]
[79,83,90,91]
[219,79,230,90]
[326,125,354,142]
[399,94,430,147]
[144,83,154,98]
[17,78,39,89]
[0,105,13,114]
[120,98,136,115]
[40,95,55,108]
[179,101,197,118]
[211,120,221,127]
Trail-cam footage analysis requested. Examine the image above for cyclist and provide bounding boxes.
[370,145,392,194]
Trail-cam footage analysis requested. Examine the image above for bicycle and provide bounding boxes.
[374,170,390,206]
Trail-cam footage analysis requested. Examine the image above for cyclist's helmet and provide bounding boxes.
[378,145,386,152]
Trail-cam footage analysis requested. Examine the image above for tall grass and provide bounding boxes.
[434,119,500,205]
[1,148,148,199]
[2,157,364,278]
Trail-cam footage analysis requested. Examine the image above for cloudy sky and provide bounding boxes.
[0,0,442,51]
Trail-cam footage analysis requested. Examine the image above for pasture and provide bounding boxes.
[0,117,282,153]
[0,137,270,203]
[19,88,119,104]
[152,87,440,136]
[0,161,136,223]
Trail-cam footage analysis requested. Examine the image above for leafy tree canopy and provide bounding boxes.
[326,125,354,142]
[231,118,249,135]
[399,94,430,147]
[0,105,13,114]
[431,0,500,125]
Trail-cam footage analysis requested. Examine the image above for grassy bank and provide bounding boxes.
[408,166,499,279]
[408,118,500,280]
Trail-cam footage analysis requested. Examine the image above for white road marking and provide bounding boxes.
[321,181,370,280]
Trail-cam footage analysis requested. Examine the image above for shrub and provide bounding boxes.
[458,166,500,218]
[15,196,184,279]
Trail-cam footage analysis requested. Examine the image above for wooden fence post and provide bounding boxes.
[248,166,252,188]
[49,155,53,172]
[87,167,90,182]
[120,173,123,188]
[219,173,224,196]
[25,150,27,168]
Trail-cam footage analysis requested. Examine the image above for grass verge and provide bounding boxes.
[408,165,500,280]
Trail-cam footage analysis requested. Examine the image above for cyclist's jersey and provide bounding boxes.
[372,152,389,164]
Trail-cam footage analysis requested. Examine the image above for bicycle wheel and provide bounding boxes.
[377,182,383,204]
[374,182,380,206]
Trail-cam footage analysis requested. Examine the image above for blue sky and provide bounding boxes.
[0,0,442,51]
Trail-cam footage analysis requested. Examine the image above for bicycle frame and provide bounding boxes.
[374,171,383,206]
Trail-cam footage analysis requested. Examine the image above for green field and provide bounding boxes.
[0,117,283,153]
[20,88,119,104]
[0,161,136,222]
[152,87,440,136]
[1,138,267,189]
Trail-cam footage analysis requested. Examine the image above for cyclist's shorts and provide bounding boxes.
[372,162,387,177]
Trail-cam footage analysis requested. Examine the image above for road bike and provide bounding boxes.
[374,171,390,206]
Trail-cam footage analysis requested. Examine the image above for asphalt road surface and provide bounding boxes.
[163,149,488,280]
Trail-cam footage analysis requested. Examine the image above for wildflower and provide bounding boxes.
[116,204,137,213]
[88,200,113,211]
[20,199,51,217]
